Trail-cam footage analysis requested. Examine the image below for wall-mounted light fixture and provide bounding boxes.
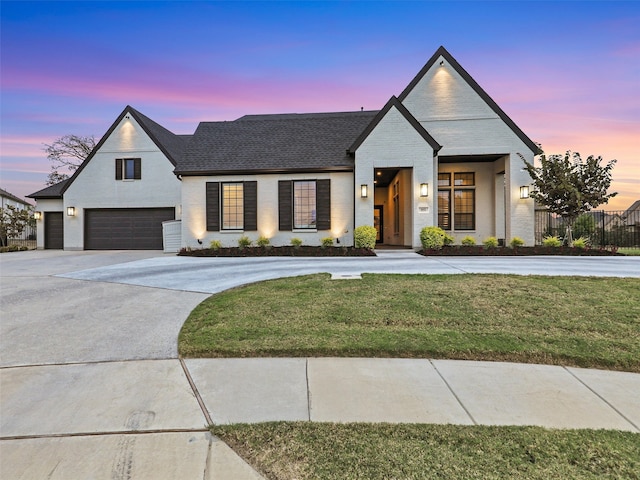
[360,184,368,198]
[197,238,203,245]
[34,211,42,221]
[420,183,429,197]
[520,186,530,199]
[66,206,76,216]
[439,60,444,66]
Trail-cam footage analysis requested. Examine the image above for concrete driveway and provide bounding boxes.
[1,250,639,479]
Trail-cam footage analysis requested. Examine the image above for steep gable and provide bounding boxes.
[51,106,187,196]
[398,46,539,154]
[349,96,441,154]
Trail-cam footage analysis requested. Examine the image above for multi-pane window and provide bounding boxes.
[438,172,475,230]
[222,183,243,230]
[294,181,316,229]
[115,158,141,180]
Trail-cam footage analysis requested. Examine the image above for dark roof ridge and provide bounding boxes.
[398,46,540,154]
[235,110,378,122]
[349,96,442,154]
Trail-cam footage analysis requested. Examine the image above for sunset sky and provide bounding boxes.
[1,1,638,210]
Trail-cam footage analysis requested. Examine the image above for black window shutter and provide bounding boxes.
[243,181,257,231]
[278,180,292,231]
[206,182,220,231]
[133,158,142,179]
[316,179,331,230]
[115,159,123,180]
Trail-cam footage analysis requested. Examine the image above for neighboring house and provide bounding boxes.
[1,188,32,210]
[29,46,538,251]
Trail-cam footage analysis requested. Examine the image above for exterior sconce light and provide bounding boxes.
[34,211,42,221]
[420,183,429,197]
[197,238,203,245]
[360,184,368,198]
[67,206,76,216]
[439,60,444,66]
[519,186,530,199]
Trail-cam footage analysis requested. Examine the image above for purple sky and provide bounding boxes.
[1,1,638,210]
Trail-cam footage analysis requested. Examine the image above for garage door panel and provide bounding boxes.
[85,208,174,250]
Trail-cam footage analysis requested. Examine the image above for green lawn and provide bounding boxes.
[619,247,640,256]
[179,274,640,372]
[213,423,639,480]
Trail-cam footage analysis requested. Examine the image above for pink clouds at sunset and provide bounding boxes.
[1,1,638,211]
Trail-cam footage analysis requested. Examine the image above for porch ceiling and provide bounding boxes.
[373,168,400,188]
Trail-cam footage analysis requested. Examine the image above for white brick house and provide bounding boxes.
[29,46,538,250]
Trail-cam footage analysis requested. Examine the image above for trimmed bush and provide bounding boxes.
[420,226,446,250]
[572,237,589,249]
[461,236,476,246]
[257,236,271,248]
[209,239,222,250]
[510,237,525,248]
[354,225,377,249]
[443,233,455,246]
[237,235,252,249]
[321,237,334,248]
[290,237,303,248]
[542,236,562,247]
[483,236,499,248]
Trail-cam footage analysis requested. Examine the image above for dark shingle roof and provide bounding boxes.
[128,106,190,166]
[175,111,378,175]
[1,188,33,205]
[27,179,69,199]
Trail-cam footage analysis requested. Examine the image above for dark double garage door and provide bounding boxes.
[85,208,175,250]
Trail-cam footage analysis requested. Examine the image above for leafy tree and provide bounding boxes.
[43,134,96,185]
[0,206,32,246]
[521,151,616,244]
[573,213,596,241]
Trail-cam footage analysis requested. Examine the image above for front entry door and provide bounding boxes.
[374,205,383,244]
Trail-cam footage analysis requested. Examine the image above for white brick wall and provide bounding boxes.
[62,115,181,249]
[181,172,354,248]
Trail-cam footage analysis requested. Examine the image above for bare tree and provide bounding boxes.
[44,134,96,185]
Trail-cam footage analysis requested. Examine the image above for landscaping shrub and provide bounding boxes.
[209,239,222,250]
[420,226,446,250]
[543,236,562,247]
[483,236,499,248]
[461,236,476,246]
[257,236,271,248]
[237,235,252,249]
[290,237,303,248]
[572,237,589,249]
[321,237,334,248]
[510,237,525,248]
[443,233,455,246]
[354,225,377,249]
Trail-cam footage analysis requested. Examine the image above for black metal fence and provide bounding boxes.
[3,225,37,249]
[535,209,640,247]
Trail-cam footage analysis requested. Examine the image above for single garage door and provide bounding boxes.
[45,211,64,249]
[85,208,175,250]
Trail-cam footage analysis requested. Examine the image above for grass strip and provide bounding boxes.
[212,422,639,480]
[179,274,640,372]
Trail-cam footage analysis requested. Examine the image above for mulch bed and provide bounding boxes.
[419,246,622,256]
[179,246,377,257]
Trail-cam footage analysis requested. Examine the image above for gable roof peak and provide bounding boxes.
[349,96,441,154]
[398,46,540,154]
